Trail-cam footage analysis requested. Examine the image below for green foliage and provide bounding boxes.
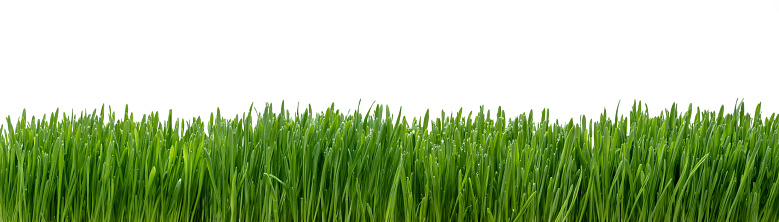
[1,101,778,221]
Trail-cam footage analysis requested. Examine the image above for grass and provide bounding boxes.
[1,100,778,221]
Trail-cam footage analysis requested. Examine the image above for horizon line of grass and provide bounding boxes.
[1,100,777,221]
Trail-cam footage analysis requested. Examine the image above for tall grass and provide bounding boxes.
[1,101,777,221]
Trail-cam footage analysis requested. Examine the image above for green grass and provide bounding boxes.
[1,100,778,221]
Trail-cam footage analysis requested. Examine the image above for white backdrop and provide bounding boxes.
[2,1,778,125]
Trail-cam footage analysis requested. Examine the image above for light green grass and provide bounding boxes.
[1,101,777,221]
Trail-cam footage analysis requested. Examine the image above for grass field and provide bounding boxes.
[1,101,777,221]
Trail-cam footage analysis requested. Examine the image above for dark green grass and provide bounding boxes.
[1,101,777,221]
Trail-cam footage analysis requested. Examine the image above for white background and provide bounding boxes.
[2,1,778,125]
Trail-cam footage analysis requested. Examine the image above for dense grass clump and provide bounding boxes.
[1,101,778,221]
